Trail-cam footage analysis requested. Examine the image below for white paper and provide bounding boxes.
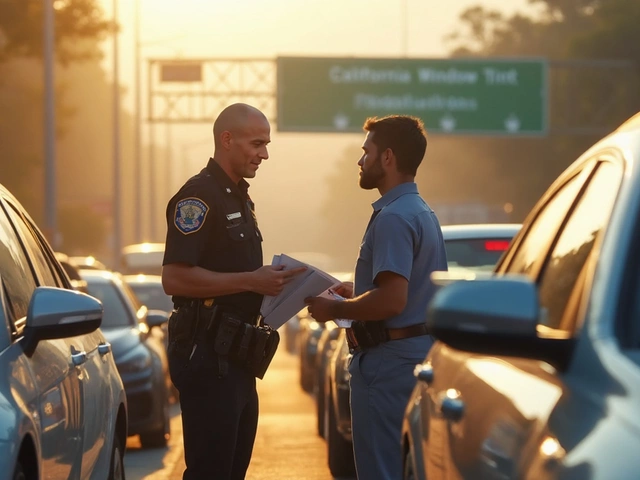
[318,289,353,328]
[260,254,341,330]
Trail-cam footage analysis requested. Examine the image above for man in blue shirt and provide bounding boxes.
[305,115,447,480]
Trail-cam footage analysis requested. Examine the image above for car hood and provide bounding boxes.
[101,328,143,361]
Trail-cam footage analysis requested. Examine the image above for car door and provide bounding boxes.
[423,154,624,479]
[0,198,83,478]
[3,198,109,478]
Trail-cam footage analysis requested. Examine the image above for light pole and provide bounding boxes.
[112,0,122,269]
[133,0,142,242]
[43,0,58,248]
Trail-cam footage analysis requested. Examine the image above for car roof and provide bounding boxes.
[122,242,165,254]
[441,224,521,241]
[80,269,121,284]
[123,274,163,284]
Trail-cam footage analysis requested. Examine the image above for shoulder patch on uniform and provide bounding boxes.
[174,197,209,235]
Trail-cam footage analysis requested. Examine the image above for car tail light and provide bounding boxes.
[484,240,510,251]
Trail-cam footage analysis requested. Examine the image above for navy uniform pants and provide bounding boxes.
[169,346,258,480]
[348,336,432,480]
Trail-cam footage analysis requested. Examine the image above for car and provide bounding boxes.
[121,242,165,275]
[314,320,341,437]
[324,223,521,478]
[402,112,640,480]
[81,269,172,448]
[296,271,353,392]
[123,273,173,313]
[0,184,127,479]
[55,251,89,293]
[69,255,109,271]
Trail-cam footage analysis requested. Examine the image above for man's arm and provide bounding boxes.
[306,271,408,322]
[335,271,408,321]
[162,263,256,297]
[162,263,307,298]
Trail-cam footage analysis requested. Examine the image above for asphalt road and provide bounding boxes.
[123,336,354,479]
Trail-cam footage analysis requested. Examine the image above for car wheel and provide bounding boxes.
[12,461,25,480]
[404,446,416,480]
[108,434,125,480]
[140,399,170,449]
[326,386,356,478]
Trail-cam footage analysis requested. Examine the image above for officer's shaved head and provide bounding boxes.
[213,103,268,149]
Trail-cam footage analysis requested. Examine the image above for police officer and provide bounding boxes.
[162,103,305,480]
[305,115,448,480]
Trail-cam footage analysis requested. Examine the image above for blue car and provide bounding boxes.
[0,184,127,479]
[82,270,172,449]
[403,112,640,480]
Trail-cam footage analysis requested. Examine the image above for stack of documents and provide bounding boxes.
[260,254,341,330]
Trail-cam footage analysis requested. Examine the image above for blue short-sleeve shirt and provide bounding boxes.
[354,182,448,329]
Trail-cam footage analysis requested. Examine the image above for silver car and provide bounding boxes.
[0,185,127,479]
[403,112,640,479]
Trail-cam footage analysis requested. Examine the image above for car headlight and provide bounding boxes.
[119,348,152,374]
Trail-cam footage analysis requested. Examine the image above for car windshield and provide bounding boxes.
[128,283,173,312]
[444,237,512,272]
[85,281,135,329]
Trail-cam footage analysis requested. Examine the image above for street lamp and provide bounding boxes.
[43,0,58,248]
[112,0,122,269]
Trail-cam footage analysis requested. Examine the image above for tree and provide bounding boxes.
[439,0,640,222]
[0,0,111,64]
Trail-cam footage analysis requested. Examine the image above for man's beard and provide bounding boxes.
[359,155,385,190]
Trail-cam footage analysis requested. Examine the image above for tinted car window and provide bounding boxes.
[5,203,60,287]
[445,238,512,272]
[129,284,173,312]
[0,204,37,321]
[85,281,135,328]
[506,172,586,277]
[537,161,623,331]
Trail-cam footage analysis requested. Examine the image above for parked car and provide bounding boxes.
[402,112,640,480]
[54,251,89,293]
[121,243,165,275]
[324,223,521,478]
[297,272,353,392]
[0,184,127,479]
[123,274,173,313]
[81,269,172,448]
[69,255,108,271]
[314,320,341,437]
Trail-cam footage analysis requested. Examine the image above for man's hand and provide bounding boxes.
[304,296,339,323]
[250,265,307,296]
[332,281,354,299]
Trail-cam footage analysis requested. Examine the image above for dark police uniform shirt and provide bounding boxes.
[162,158,263,316]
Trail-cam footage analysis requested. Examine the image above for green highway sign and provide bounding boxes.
[276,57,548,135]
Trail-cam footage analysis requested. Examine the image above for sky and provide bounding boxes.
[96,0,535,260]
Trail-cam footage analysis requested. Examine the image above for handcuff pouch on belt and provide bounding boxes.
[350,320,388,349]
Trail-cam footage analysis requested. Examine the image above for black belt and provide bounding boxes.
[349,323,429,353]
[174,299,260,325]
[386,323,429,341]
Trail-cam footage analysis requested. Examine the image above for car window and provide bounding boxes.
[0,203,37,325]
[129,283,174,312]
[118,279,144,312]
[504,171,587,277]
[84,281,136,329]
[537,161,623,331]
[4,203,60,287]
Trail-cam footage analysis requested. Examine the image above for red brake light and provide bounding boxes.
[484,240,510,251]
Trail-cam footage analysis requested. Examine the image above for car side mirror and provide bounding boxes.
[146,309,170,329]
[22,287,103,356]
[428,275,539,337]
[426,276,573,370]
